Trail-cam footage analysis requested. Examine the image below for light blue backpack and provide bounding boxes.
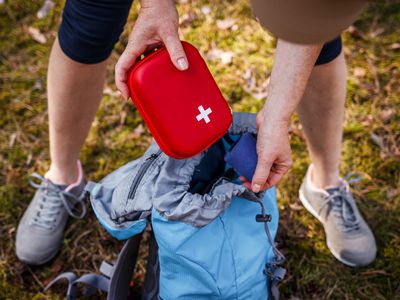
[46,113,285,300]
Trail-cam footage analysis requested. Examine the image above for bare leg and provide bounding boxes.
[297,52,347,189]
[45,38,108,185]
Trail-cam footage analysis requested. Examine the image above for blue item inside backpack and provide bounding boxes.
[224,132,258,181]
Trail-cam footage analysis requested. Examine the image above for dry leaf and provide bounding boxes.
[180,12,197,27]
[220,51,234,64]
[216,18,236,30]
[353,67,366,78]
[201,6,211,15]
[103,87,120,97]
[387,188,400,199]
[9,133,17,148]
[27,26,47,44]
[347,25,367,40]
[369,27,385,38]
[132,124,145,139]
[289,202,303,211]
[389,43,400,50]
[34,78,43,90]
[370,133,385,150]
[379,108,394,123]
[207,48,234,64]
[120,110,127,125]
[37,0,54,19]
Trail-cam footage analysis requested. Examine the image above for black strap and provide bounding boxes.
[107,234,142,300]
[141,230,160,300]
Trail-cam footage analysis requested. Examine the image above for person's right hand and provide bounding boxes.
[115,0,188,100]
[239,107,293,192]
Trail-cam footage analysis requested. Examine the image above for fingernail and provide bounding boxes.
[177,58,188,70]
[252,184,261,193]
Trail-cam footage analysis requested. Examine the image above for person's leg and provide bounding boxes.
[16,0,134,265]
[298,38,376,267]
[45,38,107,185]
[297,51,346,189]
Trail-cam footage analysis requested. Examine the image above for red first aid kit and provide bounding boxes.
[127,41,232,159]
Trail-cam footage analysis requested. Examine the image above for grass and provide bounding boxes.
[0,0,399,299]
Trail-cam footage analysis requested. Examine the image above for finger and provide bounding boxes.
[265,163,291,188]
[251,154,273,193]
[115,33,147,99]
[264,170,284,189]
[242,181,252,189]
[256,112,264,129]
[239,176,247,182]
[160,28,188,70]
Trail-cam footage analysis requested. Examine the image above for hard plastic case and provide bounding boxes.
[127,41,232,159]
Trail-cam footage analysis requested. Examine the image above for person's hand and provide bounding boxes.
[115,0,188,100]
[240,108,293,192]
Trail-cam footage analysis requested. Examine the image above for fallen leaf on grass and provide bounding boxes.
[120,110,127,125]
[34,78,43,90]
[201,6,211,15]
[27,27,47,44]
[370,133,384,149]
[387,188,400,199]
[207,48,234,65]
[389,43,400,50]
[369,27,385,38]
[216,18,236,30]
[9,133,17,148]
[103,87,120,97]
[180,12,197,27]
[347,25,367,40]
[353,67,366,78]
[37,0,54,19]
[132,124,145,139]
[289,202,303,211]
[379,108,394,123]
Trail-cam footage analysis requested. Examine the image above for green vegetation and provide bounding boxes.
[0,0,399,299]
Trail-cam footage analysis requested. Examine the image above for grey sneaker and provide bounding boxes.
[16,161,86,265]
[299,165,376,267]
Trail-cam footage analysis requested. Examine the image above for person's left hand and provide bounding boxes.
[240,107,293,192]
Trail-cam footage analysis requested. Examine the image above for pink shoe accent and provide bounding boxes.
[65,161,83,192]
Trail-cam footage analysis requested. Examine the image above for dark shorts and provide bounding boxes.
[58,0,342,65]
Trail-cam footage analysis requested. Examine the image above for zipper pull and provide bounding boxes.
[146,153,159,161]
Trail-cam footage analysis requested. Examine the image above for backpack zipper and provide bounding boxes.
[127,151,161,200]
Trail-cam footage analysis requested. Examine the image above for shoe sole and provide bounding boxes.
[298,188,358,268]
[16,248,59,266]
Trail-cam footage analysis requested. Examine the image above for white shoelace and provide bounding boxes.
[29,173,86,230]
[318,183,360,232]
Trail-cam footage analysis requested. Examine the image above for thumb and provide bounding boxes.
[161,29,188,71]
[251,154,272,193]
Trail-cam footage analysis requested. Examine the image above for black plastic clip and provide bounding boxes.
[256,214,271,222]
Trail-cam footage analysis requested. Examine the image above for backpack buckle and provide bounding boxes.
[256,214,271,222]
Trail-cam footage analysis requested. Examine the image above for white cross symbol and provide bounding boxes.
[196,105,212,124]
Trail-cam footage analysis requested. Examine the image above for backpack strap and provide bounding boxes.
[141,230,160,300]
[107,234,142,300]
[44,272,78,300]
[45,234,142,300]
[265,262,287,300]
